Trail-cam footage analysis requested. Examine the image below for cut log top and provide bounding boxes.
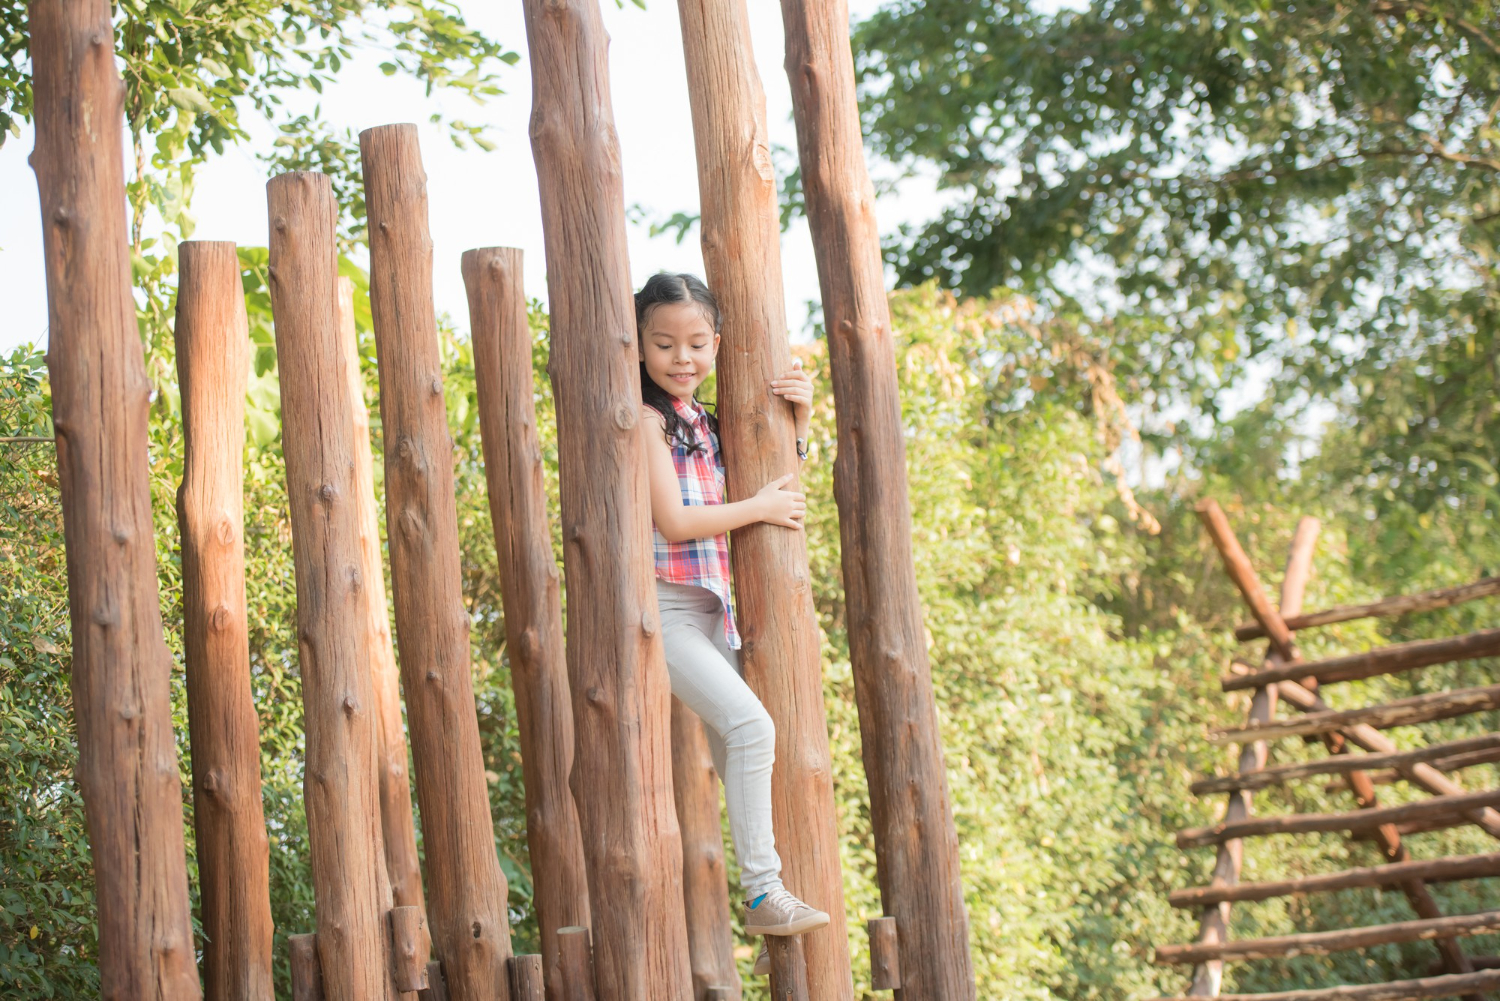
[1234,576,1500,642]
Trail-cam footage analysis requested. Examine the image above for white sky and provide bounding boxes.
[0,0,941,353]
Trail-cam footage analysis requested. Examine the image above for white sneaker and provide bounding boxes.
[742,887,831,936]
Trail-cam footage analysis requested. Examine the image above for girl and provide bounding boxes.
[636,272,829,969]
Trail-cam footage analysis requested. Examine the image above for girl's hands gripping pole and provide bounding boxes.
[754,472,806,530]
[771,357,813,440]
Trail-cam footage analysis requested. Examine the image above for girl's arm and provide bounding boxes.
[642,407,805,543]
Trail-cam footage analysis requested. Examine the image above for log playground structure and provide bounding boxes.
[25,0,977,999]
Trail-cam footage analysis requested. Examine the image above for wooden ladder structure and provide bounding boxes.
[1153,500,1500,1001]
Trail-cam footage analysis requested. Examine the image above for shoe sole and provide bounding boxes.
[746,912,832,937]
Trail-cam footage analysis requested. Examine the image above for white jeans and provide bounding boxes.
[656,579,784,899]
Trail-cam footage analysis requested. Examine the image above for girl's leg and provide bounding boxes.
[656,582,783,899]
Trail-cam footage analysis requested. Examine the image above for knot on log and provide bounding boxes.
[519,626,542,664]
[117,702,138,721]
[217,515,236,546]
[342,694,360,716]
[210,603,234,632]
[587,687,604,705]
[51,206,69,226]
[92,603,117,627]
[111,524,129,544]
[431,377,443,396]
[201,767,226,797]
[641,611,656,637]
[317,483,338,504]
[614,404,637,430]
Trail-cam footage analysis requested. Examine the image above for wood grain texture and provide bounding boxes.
[669,699,741,1001]
[675,4,854,998]
[267,170,399,1001]
[1157,909,1500,964]
[510,955,545,1001]
[175,240,274,1001]
[1177,788,1500,848]
[1225,629,1500,692]
[464,247,592,1001]
[1190,733,1500,796]
[390,907,431,992]
[557,927,599,1001]
[520,2,692,997]
[28,2,202,996]
[1169,851,1500,909]
[335,276,425,917]
[359,124,514,1001]
[290,934,323,1001]
[778,2,975,997]
[1235,577,1500,641]
[766,936,809,1001]
[1211,684,1500,744]
[868,917,900,991]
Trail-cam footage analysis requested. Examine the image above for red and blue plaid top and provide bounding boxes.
[652,396,740,649]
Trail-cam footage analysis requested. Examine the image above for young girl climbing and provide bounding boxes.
[636,272,829,973]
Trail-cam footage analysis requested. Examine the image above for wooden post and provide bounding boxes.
[557,927,599,1001]
[778,1,975,997]
[463,246,593,1000]
[519,3,692,997]
[390,906,432,992]
[675,3,854,999]
[267,170,399,1001]
[28,2,201,996]
[358,125,514,1001]
[175,240,275,1000]
[419,964,448,1001]
[290,934,324,1001]
[670,699,741,1001]
[335,275,425,913]
[509,955,545,1001]
[766,937,810,1001]
[868,917,900,991]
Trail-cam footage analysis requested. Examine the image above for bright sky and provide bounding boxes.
[0,0,937,354]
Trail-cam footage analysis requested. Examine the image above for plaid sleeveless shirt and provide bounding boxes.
[652,397,740,649]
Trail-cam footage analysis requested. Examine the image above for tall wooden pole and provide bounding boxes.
[359,125,514,1001]
[778,1,976,997]
[334,275,426,915]
[670,700,741,1001]
[267,170,399,1001]
[519,2,693,997]
[28,2,201,996]
[464,246,593,1000]
[675,2,855,998]
[175,241,276,1000]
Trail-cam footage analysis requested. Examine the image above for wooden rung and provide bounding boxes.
[1169,850,1500,908]
[1192,733,1500,795]
[1176,787,1500,849]
[1155,908,1500,965]
[1147,966,1500,1000]
[1235,576,1500,642]
[1209,684,1500,745]
[1223,628,1500,692]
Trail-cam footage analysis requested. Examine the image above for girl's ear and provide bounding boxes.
[712,333,721,358]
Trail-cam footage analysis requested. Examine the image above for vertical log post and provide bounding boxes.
[464,246,593,1000]
[290,934,324,1001]
[779,1,975,997]
[28,2,202,996]
[520,3,692,997]
[359,125,514,1001]
[676,3,854,999]
[389,906,432,993]
[670,699,742,1001]
[766,937,810,1001]
[335,276,426,914]
[175,240,275,1000]
[267,170,399,1001]
[557,927,599,1001]
[868,917,900,991]
[509,955,546,1001]
[419,964,448,1001]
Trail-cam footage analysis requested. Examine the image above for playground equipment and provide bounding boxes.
[24,0,976,998]
[1153,501,1500,1001]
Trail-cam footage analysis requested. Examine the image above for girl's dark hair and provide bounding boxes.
[636,272,722,452]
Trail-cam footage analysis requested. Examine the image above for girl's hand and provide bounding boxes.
[754,472,806,530]
[771,358,813,437]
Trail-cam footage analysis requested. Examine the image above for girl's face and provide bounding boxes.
[639,300,720,403]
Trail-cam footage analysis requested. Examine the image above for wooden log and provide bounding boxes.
[335,275,425,914]
[704,989,735,1001]
[175,240,275,1001]
[1185,515,1317,997]
[767,936,809,1001]
[268,170,399,1001]
[1275,680,1500,838]
[1169,851,1500,908]
[1235,576,1500,642]
[359,124,514,1001]
[1191,733,1500,796]
[557,926,598,1001]
[1156,908,1500,965]
[508,955,545,1001]
[520,3,692,997]
[390,906,431,992]
[290,934,323,1001]
[1225,628,1500,692]
[1196,500,1298,661]
[1177,787,1500,848]
[28,2,201,996]
[778,3,975,998]
[676,4,854,999]
[868,917,900,991]
[464,246,592,1001]
[419,963,447,1001]
[669,699,741,1001]
[1211,684,1500,745]
[1151,968,1500,1001]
